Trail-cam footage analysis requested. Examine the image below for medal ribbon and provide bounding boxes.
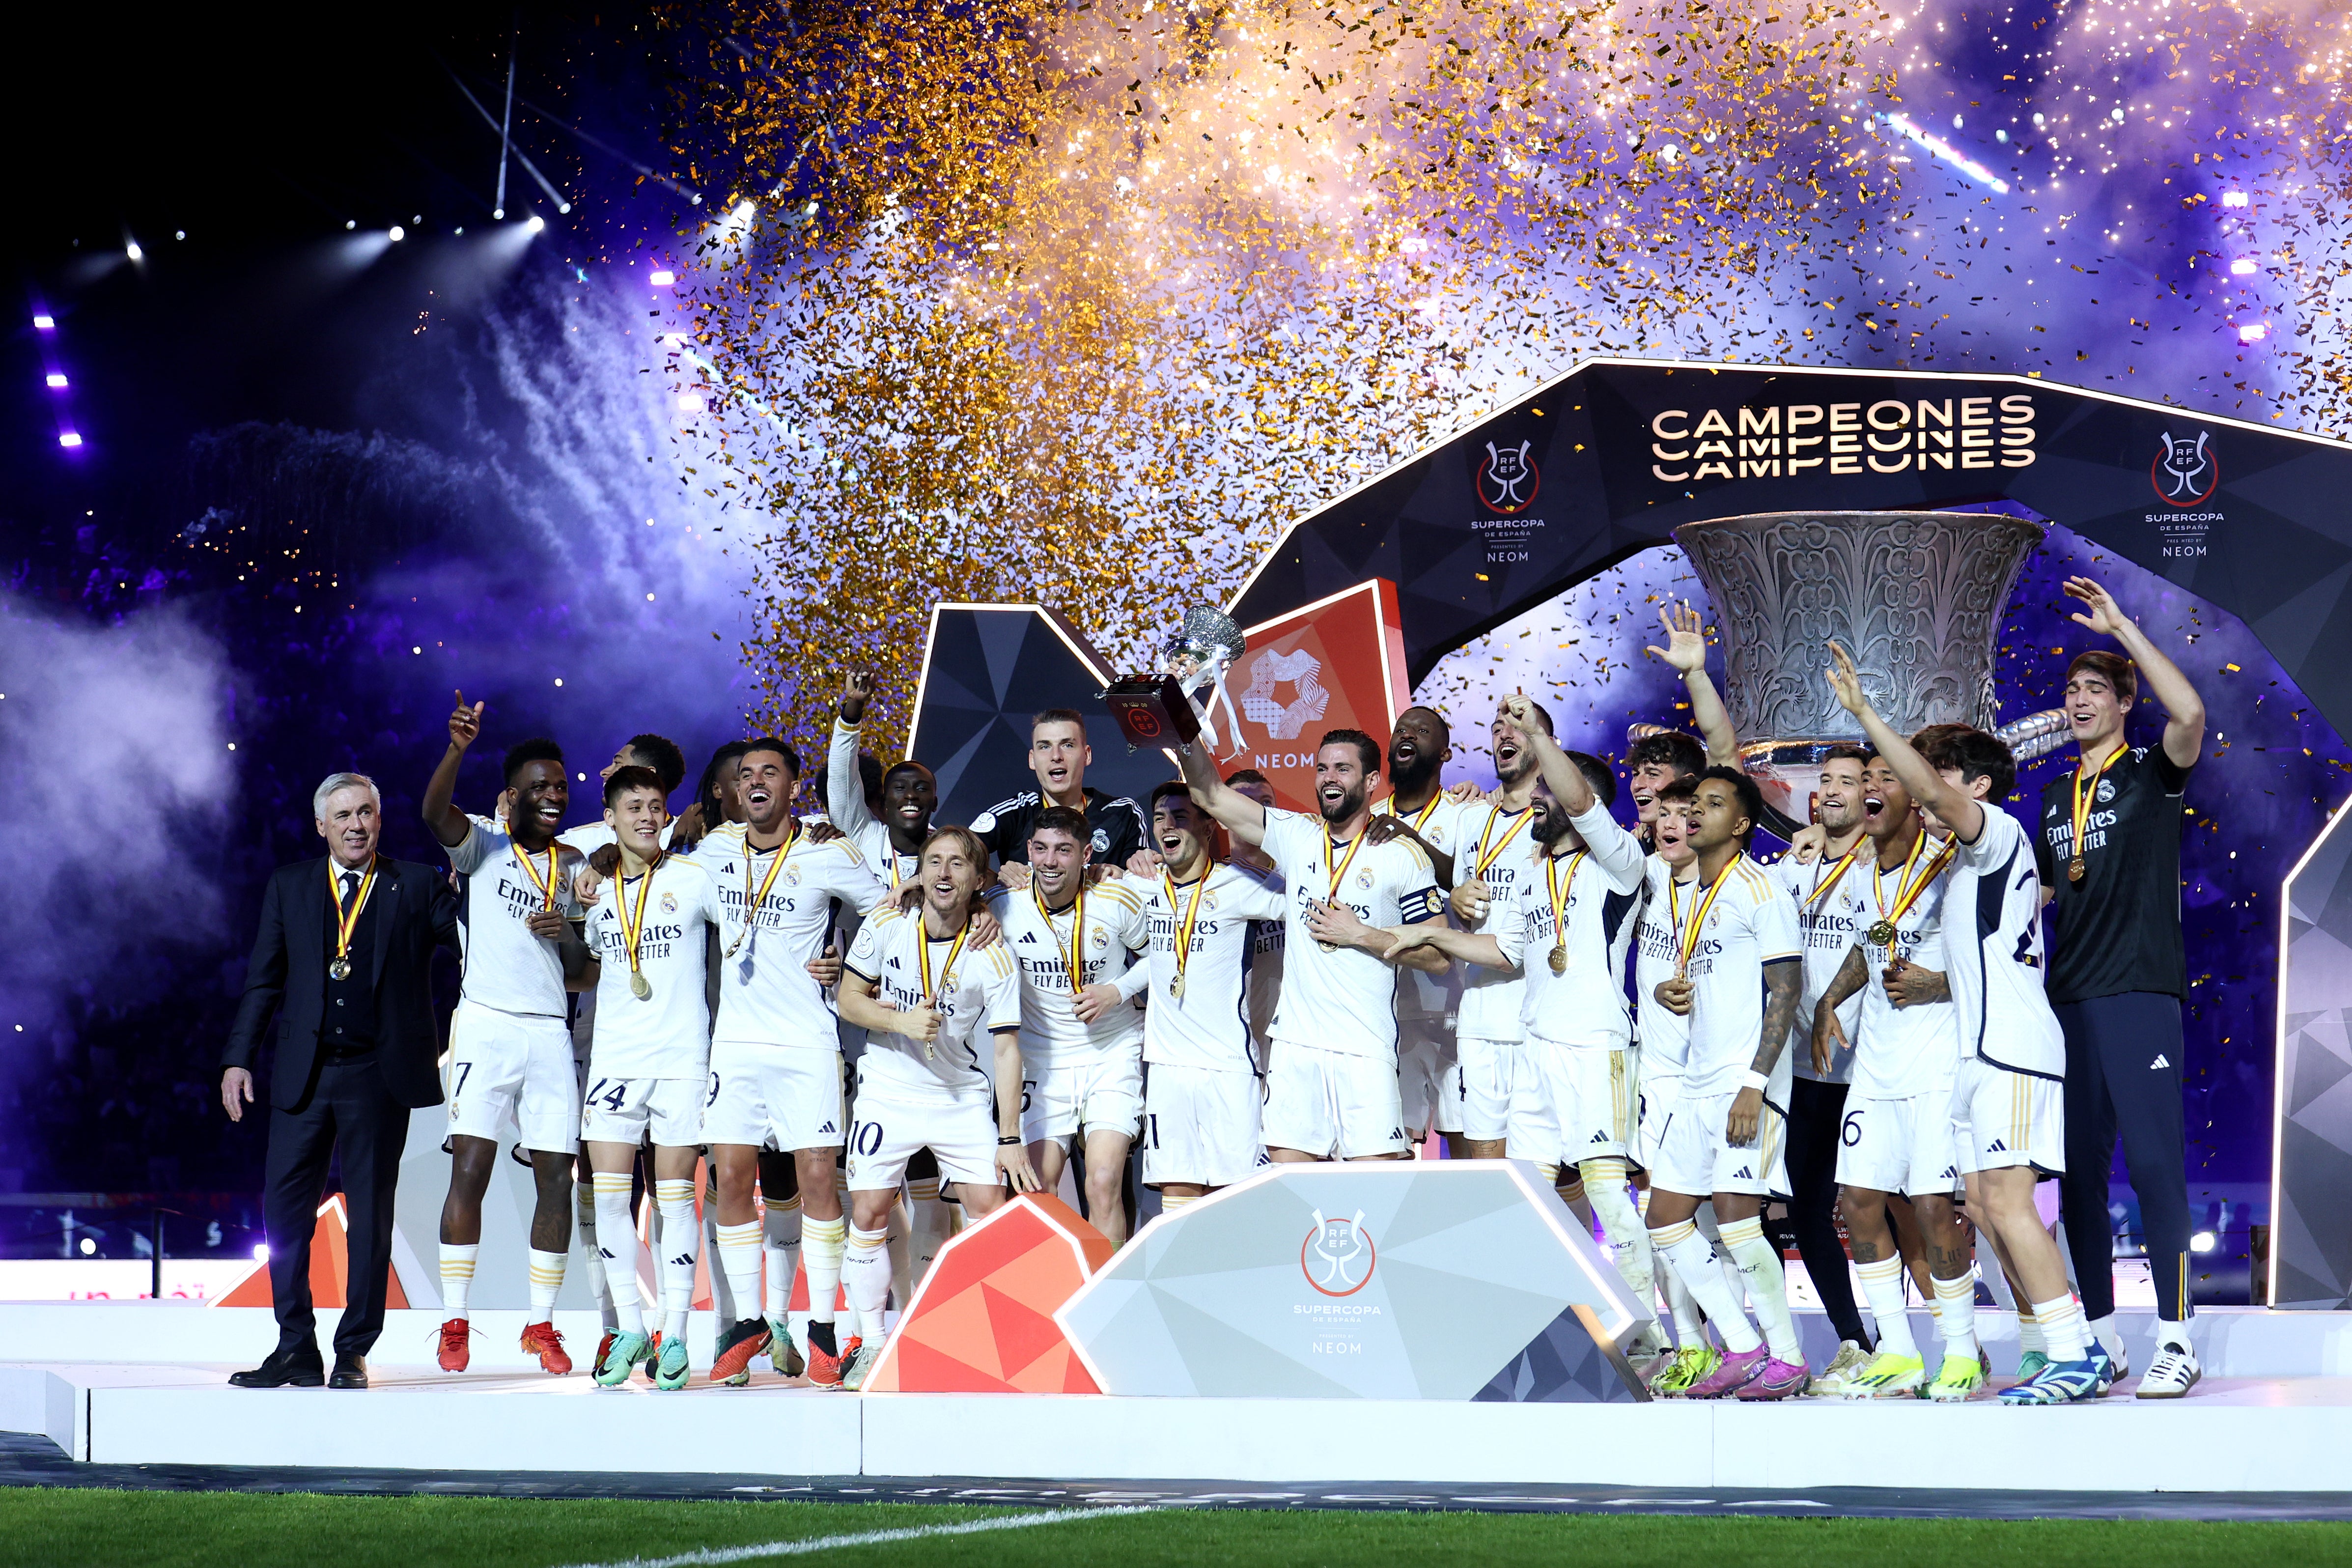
[1324,832,1368,909]
[1872,830,1956,935]
[1545,848,1588,956]
[510,841,561,912]
[728,822,799,957]
[1381,792,1444,831]
[1802,844,1864,913]
[1163,864,1214,994]
[1036,883,1088,999]
[328,857,379,972]
[1675,854,1740,976]
[615,854,660,991]
[1471,803,1535,881]
[2069,745,2125,869]
[917,920,973,1008]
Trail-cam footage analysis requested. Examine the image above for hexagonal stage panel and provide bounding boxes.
[864,1194,1113,1394]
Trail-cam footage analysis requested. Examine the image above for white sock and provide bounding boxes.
[886,1203,914,1312]
[1580,1160,1656,1315]
[1718,1215,1801,1364]
[1556,1172,1597,1236]
[592,1172,644,1336]
[1693,1203,1746,1308]
[2038,1294,2089,1362]
[908,1178,950,1297]
[2086,1312,2117,1352]
[527,1249,565,1322]
[842,1224,893,1346]
[577,1183,616,1331]
[1933,1270,1979,1358]
[703,1176,737,1323]
[1651,1220,1760,1355]
[716,1220,763,1324]
[439,1243,479,1318]
[1664,1263,1706,1345]
[2017,1301,2046,1355]
[2157,1316,2192,1354]
[654,1178,699,1341]
[762,1197,802,1322]
[1856,1257,1917,1358]
[1160,1192,1197,1211]
[803,1215,847,1348]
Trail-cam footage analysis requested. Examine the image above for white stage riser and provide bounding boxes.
[4,1368,2347,1492]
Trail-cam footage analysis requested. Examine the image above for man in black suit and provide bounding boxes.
[221,771,460,1389]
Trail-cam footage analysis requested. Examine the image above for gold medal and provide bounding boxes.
[1170,973,1187,1000]
[1547,945,1568,976]
[1674,856,1738,979]
[2068,855,2086,883]
[614,854,660,1002]
[2067,747,2124,885]
[1865,919,1898,947]
[328,957,351,981]
[1317,939,1339,952]
[1543,847,1586,981]
[325,856,378,985]
[917,919,973,1061]
[1162,862,1214,1006]
[1867,831,1955,954]
[630,972,652,1001]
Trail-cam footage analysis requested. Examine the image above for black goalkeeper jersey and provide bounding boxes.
[968,784,1148,871]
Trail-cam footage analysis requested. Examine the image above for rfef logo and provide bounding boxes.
[1302,1208,1376,1296]
[1476,439,1540,513]
[2153,430,2218,506]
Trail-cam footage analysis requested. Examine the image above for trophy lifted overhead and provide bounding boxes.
[1103,607,1249,756]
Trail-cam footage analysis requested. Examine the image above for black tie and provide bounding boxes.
[339,871,360,914]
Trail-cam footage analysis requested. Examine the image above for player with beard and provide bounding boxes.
[1443,700,1562,1169]
[972,709,1147,885]
[1807,752,1981,1400]
[1645,769,1810,1400]
[691,740,889,1389]
[1384,700,1662,1358]
[420,701,592,1376]
[1828,646,2103,1403]
[993,807,1149,1244]
[1366,707,1469,1151]
[1176,731,1449,1162]
[1134,784,1288,1206]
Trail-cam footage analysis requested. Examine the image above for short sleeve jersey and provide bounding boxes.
[991,880,1149,1064]
[446,823,584,1018]
[1631,858,1691,1072]
[1484,808,1648,1049]
[1374,793,1471,1021]
[582,856,723,1080]
[2036,744,2193,1002]
[845,909,1024,1104]
[1133,861,1288,1071]
[1950,808,2066,1080]
[1680,855,1802,1098]
[692,825,888,1050]
[1828,837,1961,1100]
[1260,807,1446,1060]
[1453,801,1543,1042]
[1774,848,1868,1085]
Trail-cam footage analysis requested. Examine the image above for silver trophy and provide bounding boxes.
[1105,607,1249,754]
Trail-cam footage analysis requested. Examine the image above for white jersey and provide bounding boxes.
[826,719,921,890]
[692,824,888,1050]
[1261,807,1447,1060]
[1132,862,1289,1072]
[1946,808,2066,1080]
[1453,799,1541,1041]
[1482,804,1649,1048]
[845,908,1024,1103]
[582,855,723,1079]
[1776,847,1868,1085]
[1632,857,1695,1072]
[1244,882,1287,1056]
[446,823,584,1018]
[991,880,1148,1066]
[1679,854,1802,1098]
[559,818,677,855]
[1374,794,1471,1021]
[1826,836,1962,1099]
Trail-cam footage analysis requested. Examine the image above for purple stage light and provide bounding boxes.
[57,432,83,448]
[31,314,54,331]
[650,269,676,286]
[45,374,67,389]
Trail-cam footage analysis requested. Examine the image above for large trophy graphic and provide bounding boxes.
[1673,510,2058,824]
[1103,607,1249,754]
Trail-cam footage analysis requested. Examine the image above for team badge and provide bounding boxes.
[784,867,803,886]
[661,892,678,914]
[1092,829,1111,853]
[1091,927,1109,949]
[2096,780,2116,805]
[1355,868,1374,890]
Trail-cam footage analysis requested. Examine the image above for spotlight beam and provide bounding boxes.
[496,29,517,220]
[517,96,702,206]
[443,62,576,219]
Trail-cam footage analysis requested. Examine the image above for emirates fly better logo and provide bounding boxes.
[1301,1208,1376,1296]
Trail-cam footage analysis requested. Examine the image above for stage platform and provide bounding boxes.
[2,1305,2348,1493]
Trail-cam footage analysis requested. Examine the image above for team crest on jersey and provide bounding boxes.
[1355,868,1374,890]
[661,892,678,914]
[784,867,803,886]
[2096,780,2116,804]
[1092,829,1111,853]
[1303,1209,1375,1296]
[1090,927,1109,949]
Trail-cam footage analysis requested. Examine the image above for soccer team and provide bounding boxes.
[414,574,2207,1404]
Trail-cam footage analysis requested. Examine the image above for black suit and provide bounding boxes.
[224,855,459,1357]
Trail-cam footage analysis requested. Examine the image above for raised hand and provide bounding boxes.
[840,670,875,725]
[1825,641,1871,719]
[449,691,485,750]
[2062,576,2129,638]
[1644,601,1709,675]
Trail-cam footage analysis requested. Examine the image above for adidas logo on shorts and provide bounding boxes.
[2151,1053,2170,1069]
[1987,1139,2007,1153]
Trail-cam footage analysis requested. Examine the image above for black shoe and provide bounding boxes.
[229,1344,325,1388]
[328,1353,370,1389]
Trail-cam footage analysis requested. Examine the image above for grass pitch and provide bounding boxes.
[5,1491,2352,1568]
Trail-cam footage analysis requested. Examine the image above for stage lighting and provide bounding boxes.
[174,230,185,241]
[650,269,676,286]
[389,225,405,242]
[494,207,505,220]
[252,1244,270,1262]
[31,314,53,330]
[558,202,572,214]
[677,392,706,413]
[57,432,82,448]
[125,241,143,262]
[2232,258,2259,275]
[2241,323,2269,343]
[2192,1231,2217,1253]
[732,200,756,222]
[2223,191,2250,207]
[78,1238,95,1256]
[527,215,545,234]
[45,374,66,389]
[345,220,356,230]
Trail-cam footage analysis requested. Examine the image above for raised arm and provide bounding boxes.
[1175,738,1265,847]
[420,690,486,849]
[1647,602,1740,768]
[830,672,881,837]
[2065,577,2205,770]
[1826,641,1984,844]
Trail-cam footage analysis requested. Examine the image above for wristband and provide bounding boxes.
[1740,1069,1770,1092]
[998,1134,1022,1146]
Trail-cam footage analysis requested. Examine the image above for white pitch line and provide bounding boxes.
[552,1505,1157,1568]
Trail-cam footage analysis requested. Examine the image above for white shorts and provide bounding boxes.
[845,1082,1002,1192]
[1836,1088,1962,1198]
[1647,1083,1789,1200]
[447,1000,579,1154]
[1262,1039,1409,1160]
[1636,1064,1680,1173]
[1537,1040,1636,1166]
[1397,1014,1461,1136]
[1951,1057,2066,1177]
[1141,1063,1264,1189]
[705,1040,846,1152]
[1458,1033,1559,1156]
[1022,1051,1144,1145]
[580,1072,706,1148]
